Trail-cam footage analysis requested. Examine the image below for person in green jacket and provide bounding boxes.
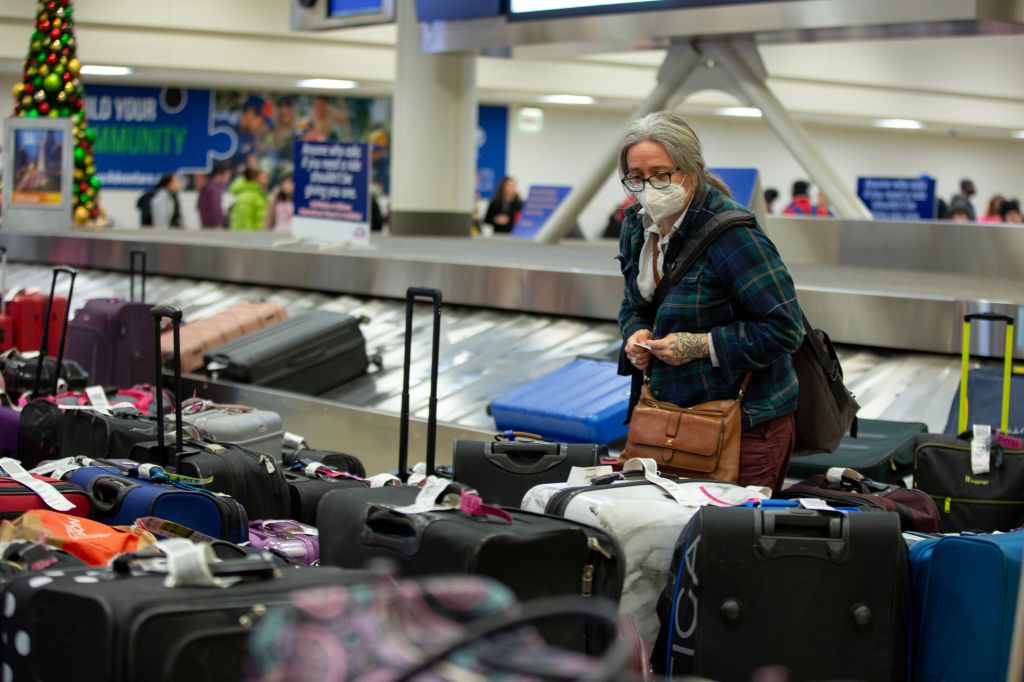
[228,167,269,230]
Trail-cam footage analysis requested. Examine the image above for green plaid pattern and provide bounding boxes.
[617,186,802,429]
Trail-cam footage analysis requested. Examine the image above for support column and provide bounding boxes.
[390,2,477,236]
[534,43,703,244]
[699,39,872,219]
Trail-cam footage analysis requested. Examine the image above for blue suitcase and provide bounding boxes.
[944,366,1024,435]
[489,359,630,444]
[909,530,1024,682]
[67,465,248,543]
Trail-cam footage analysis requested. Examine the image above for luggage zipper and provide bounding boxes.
[581,535,613,598]
[925,494,1024,512]
[547,480,651,516]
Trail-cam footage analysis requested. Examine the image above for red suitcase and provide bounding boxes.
[0,466,92,520]
[0,247,13,352]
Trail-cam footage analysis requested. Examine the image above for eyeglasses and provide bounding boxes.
[621,168,680,193]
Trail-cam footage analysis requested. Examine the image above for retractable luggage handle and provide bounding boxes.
[129,249,147,303]
[152,304,184,470]
[959,312,1015,434]
[398,287,441,482]
[32,266,76,397]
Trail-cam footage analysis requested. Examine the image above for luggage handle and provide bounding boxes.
[129,249,147,303]
[361,506,429,556]
[32,266,77,398]
[151,304,184,470]
[0,246,6,317]
[754,510,850,563]
[88,475,139,515]
[399,287,442,483]
[959,312,1015,434]
[485,444,566,475]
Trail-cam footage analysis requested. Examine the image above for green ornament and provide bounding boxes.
[74,146,85,164]
[31,40,41,52]
[48,109,59,118]
[36,52,46,63]
[32,31,42,42]
[85,128,96,144]
[60,33,69,44]
[26,109,38,118]
[43,72,61,92]
[60,107,70,117]
[32,77,42,88]
[55,65,64,76]
[79,192,89,204]
[90,175,100,189]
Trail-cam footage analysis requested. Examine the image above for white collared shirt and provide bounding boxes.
[634,207,719,367]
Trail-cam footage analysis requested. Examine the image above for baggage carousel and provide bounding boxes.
[0,215,1018,473]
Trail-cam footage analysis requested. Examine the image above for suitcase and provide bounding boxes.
[180,399,284,458]
[204,310,369,395]
[282,446,367,479]
[0,247,13,351]
[521,459,767,651]
[777,467,940,532]
[0,551,361,682]
[489,358,631,444]
[284,470,368,526]
[909,530,1024,682]
[452,434,604,507]
[787,417,927,483]
[914,313,1024,532]
[944,365,1024,435]
[166,300,288,373]
[247,519,320,565]
[0,458,92,520]
[654,505,909,681]
[1,350,89,399]
[65,250,156,388]
[66,463,248,543]
[7,290,67,356]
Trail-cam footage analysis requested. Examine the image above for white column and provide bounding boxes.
[390,1,477,235]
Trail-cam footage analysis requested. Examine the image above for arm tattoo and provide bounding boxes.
[669,333,707,364]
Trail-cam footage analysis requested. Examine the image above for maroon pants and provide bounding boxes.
[736,412,796,492]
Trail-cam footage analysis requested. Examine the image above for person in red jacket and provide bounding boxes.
[782,180,813,216]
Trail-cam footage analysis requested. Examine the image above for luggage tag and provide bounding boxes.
[303,461,364,483]
[567,465,614,486]
[391,476,512,523]
[30,456,94,480]
[84,385,110,410]
[972,424,992,475]
[0,457,76,512]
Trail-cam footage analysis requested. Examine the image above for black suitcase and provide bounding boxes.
[282,445,367,479]
[452,434,604,507]
[654,506,909,681]
[284,470,368,525]
[0,560,362,682]
[787,417,926,483]
[204,311,369,395]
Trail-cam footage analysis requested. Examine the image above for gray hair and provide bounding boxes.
[618,112,731,197]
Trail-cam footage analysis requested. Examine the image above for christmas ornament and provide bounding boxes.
[74,206,89,224]
[43,72,60,92]
[33,89,46,102]
[67,57,79,75]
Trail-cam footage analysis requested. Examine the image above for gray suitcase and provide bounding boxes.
[180,399,284,458]
[204,311,370,395]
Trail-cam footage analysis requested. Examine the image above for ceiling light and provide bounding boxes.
[295,78,358,90]
[873,118,924,129]
[714,107,762,118]
[537,94,595,105]
[1013,131,1024,139]
[80,65,133,77]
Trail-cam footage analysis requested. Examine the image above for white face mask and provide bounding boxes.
[638,181,691,226]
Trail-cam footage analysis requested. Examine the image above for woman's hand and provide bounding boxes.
[646,332,709,367]
[625,329,653,371]
[493,214,510,226]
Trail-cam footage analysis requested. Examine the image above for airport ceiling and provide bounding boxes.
[0,1,1022,140]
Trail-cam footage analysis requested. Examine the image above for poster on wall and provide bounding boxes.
[857,176,936,220]
[476,105,508,201]
[511,185,572,238]
[292,140,371,245]
[10,128,64,205]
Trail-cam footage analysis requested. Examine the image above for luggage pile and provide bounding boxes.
[0,258,1021,681]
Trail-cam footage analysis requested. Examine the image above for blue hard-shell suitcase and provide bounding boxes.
[908,530,1024,682]
[489,359,630,444]
[67,466,248,543]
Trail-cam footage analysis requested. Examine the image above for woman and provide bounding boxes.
[484,176,523,233]
[228,167,269,231]
[978,194,1005,223]
[617,112,804,491]
[265,174,294,233]
[999,199,1022,224]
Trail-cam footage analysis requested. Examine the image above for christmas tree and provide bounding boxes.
[11,0,100,225]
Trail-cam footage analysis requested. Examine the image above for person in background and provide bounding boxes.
[233,95,271,172]
[978,194,1005,223]
[617,111,803,490]
[604,195,636,239]
[149,174,182,228]
[949,178,977,221]
[264,174,294,233]
[948,206,971,223]
[484,176,523,233]
[228,167,269,231]
[813,192,834,217]
[998,199,1022,224]
[197,163,231,228]
[782,180,813,216]
[764,187,779,214]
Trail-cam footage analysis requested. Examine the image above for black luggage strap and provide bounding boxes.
[621,210,756,422]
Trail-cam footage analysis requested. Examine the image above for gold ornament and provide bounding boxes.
[50,40,61,52]
[74,169,83,180]
[53,18,61,28]
[74,205,89,224]
[56,91,67,103]
[12,83,23,98]
[60,56,68,66]
[68,58,80,76]
[63,81,74,95]
[21,95,33,108]
[39,64,49,76]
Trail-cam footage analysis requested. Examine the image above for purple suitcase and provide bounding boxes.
[0,405,19,459]
[248,520,320,565]
[65,251,154,387]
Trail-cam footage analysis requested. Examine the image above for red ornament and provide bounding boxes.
[62,72,71,82]
[50,28,60,40]
[90,208,99,219]
[47,1,56,9]
[39,19,50,31]
[39,102,50,114]
[78,181,87,193]
[62,48,70,57]
[24,84,33,93]
[46,53,56,65]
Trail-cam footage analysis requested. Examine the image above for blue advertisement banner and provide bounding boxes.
[293,141,371,243]
[710,167,758,209]
[476,105,508,201]
[857,176,936,220]
[511,185,572,239]
[85,85,232,189]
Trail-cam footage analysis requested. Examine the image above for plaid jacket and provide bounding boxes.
[617,185,803,429]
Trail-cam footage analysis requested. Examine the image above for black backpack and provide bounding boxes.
[136,190,155,226]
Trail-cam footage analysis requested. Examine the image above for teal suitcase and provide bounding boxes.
[787,418,927,483]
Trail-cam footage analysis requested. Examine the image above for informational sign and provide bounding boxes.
[511,185,572,239]
[10,128,64,205]
[710,167,759,209]
[85,85,232,189]
[857,176,936,220]
[2,117,74,231]
[476,105,508,201]
[292,141,371,244]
